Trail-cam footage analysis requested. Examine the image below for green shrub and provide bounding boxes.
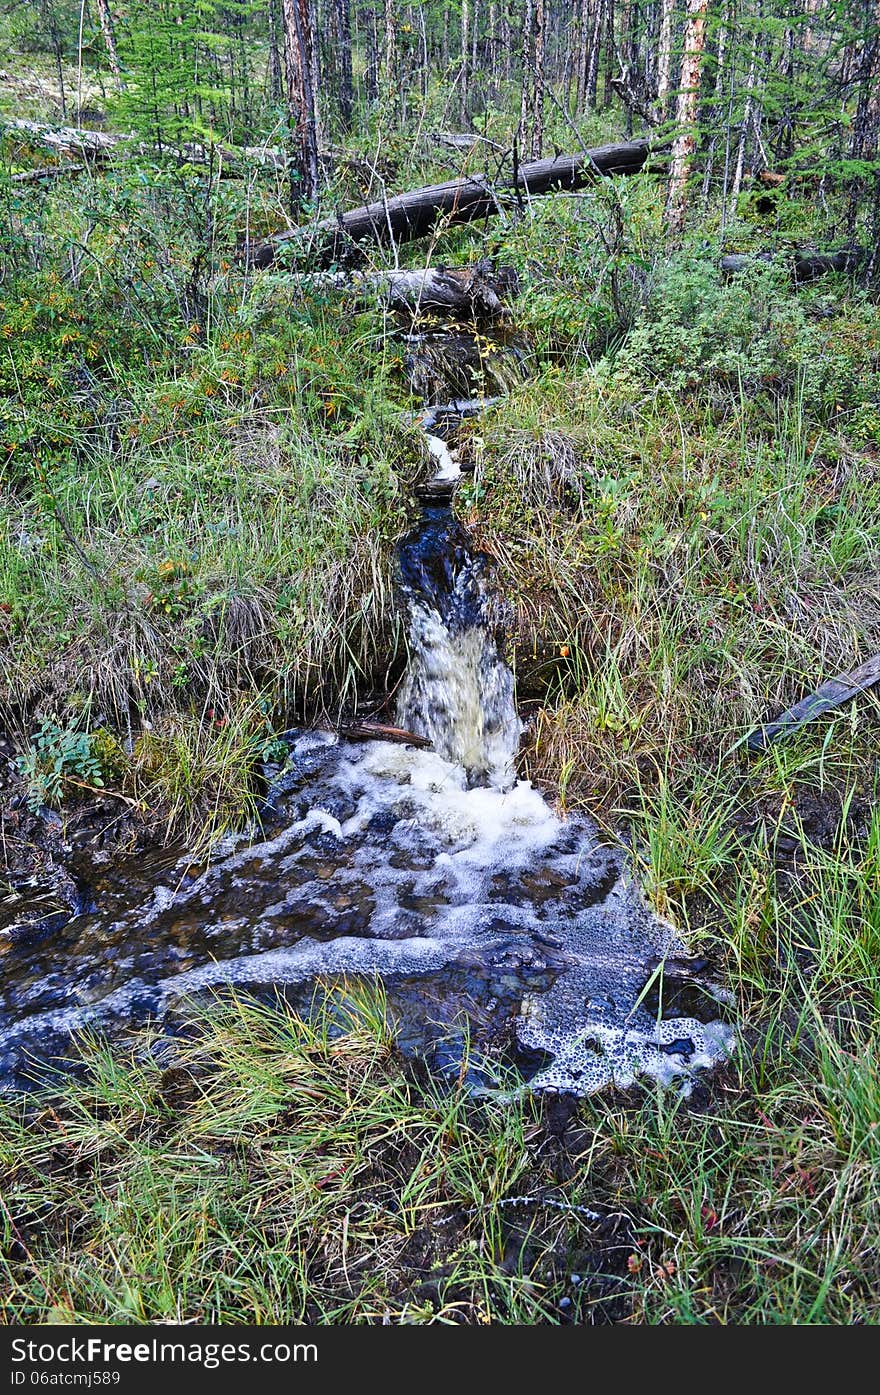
[17,719,105,810]
[613,250,880,417]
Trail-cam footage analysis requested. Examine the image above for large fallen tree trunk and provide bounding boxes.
[2,117,286,176]
[292,262,518,319]
[3,118,117,162]
[721,247,865,282]
[10,163,86,185]
[250,138,654,269]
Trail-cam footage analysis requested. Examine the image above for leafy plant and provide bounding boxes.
[17,720,105,811]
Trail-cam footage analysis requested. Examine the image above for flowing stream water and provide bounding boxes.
[0,422,733,1095]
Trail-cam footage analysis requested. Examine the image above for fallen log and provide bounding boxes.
[10,163,86,184]
[250,138,653,269]
[339,721,432,748]
[747,652,880,751]
[428,130,507,152]
[3,117,117,162]
[290,262,518,319]
[2,117,287,177]
[383,263,518,318]
[721,247,865,282]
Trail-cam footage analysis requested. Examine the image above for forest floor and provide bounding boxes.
[3,74,880,1322]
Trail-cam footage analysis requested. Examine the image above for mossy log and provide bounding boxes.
[290,262,519,320]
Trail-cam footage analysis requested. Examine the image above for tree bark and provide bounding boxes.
[730,19,760,204]
[519,0,545,157]
[251,138,653,266]
[460,0,470,123]
[382,0,398,91]
[334,0,354,130]
[286,262,519,318]
[664,0,708,236]
[532,0,545,158]
[585,0,605,107]
[655,0,675,119]
[281,0,321,204]
[268,0,283,104]
[720,247,865,281]
[94,0,124,91]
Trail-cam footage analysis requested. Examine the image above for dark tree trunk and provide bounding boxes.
[282,0,321,204]
[268,0,283,103]
[846,0,880,236]
[334,0,354,130]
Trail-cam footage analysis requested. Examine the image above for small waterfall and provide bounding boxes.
[395,501,522,789]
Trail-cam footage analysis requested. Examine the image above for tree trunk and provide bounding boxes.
[39,0,67,120]
[460,0,470,124]
[281,0,321,204]
[664,0,708,236]
[585,0,604,107]
[94,0,124,90]
[655,0,674,119]
[268,0,283,103]
[532,0,545,158]
[602,0,615,108]
[334,0,354,130]
[519,0,544,158]
[720,247,865,281]
[382,0,398,91]
[730,19,759,204]
[519,0,533,146]
[366,6,379,100]
[846,0,880,236]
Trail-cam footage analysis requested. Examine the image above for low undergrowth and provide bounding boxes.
[2,958,879,1324]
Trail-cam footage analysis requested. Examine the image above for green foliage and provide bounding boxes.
[17,718,104,810]
[613,250,880,415]
[112,1,269,148]
[490,178,663,363]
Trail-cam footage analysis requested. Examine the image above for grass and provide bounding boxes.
[0,986,572,1325]
[2,955,880,1324]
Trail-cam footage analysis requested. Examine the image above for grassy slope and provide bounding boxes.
[3,61,880,1325]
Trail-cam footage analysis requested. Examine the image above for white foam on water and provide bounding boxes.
[397,610,522,788]
[0,730,732,1094]
[425,433,462,483]
[0,495,734,1097]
